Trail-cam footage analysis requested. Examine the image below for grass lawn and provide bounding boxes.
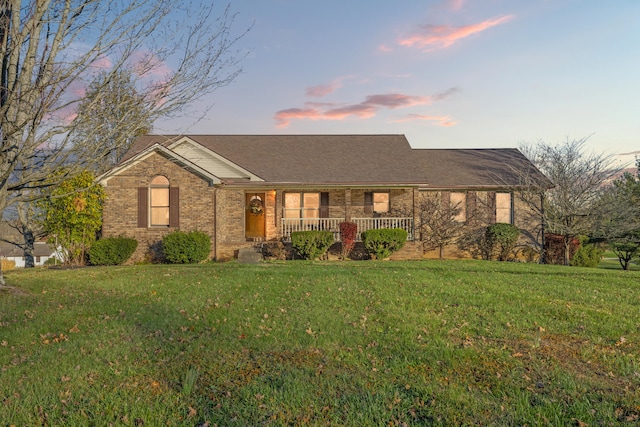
[1,260,639,426]
[599,250,640,271]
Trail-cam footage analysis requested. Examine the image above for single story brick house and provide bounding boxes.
[97,134,549,261]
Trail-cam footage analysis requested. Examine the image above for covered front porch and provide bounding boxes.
[239,187,418,246]
[281,217,414,241]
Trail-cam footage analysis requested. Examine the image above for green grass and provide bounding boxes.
[1,260,639,426]
[599,250,640,271]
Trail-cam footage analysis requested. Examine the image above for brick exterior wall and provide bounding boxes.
[102,153,216,262]
[102,154,542,262]
[416,190,542,259]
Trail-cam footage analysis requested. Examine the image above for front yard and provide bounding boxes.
[1,260,639,425]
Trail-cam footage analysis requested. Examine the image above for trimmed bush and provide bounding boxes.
[89,237,138,266]
[361,228,407,260]
[291,230,333,260]
[485,223,520,261]
[162,230,211,264]
[339,221,358,259]
[570,237,604,268]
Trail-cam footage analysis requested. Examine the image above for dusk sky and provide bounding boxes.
[159,0,640,163]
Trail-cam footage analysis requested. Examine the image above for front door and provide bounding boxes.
[245,193,266,239]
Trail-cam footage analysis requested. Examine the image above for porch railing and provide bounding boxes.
[281,218,343,241]
[352,217,414,241]
[281,217,414,241]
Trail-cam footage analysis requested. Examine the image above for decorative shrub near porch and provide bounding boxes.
[339,221,358,259]
[361,228,407,259]
[162,230,211,264]
[291,230,333,260]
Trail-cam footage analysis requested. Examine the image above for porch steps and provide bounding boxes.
[237,246,263,264]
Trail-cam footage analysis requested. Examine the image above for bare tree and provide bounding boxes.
[417,193,465,259]
[0,0,248,286]
[74,69,154,171]
[518,137,621,265]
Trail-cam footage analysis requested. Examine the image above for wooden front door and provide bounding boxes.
[245,193,266,239]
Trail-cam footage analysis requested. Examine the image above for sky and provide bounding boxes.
[158,0,640,165]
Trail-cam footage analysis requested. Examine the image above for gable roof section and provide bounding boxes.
[98,143,221,186]
[118,135,550,189]
[167,136,263,181]
[412,148,551,189]
[123,134,423,185]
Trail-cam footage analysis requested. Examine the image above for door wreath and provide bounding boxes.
[249,197,263,214]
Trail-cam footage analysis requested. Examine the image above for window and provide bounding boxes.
[284,192,330,221]
[450,192,466,222]
[150,176,170,226]
[496,193,513,223]
[138,176,179,228]
[365,192,389,214]
[373,193,389,213]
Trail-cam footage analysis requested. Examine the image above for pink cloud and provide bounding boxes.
[90,55,112,70]
[446,0,465,12]
[394,114,457,127]
[274,89,455,128]
[432,87,459,101]
[363,93,428,109]
[306,82,341,98]
[378,44,393,53]
[274,107,324,128]
[324,104,378,119]
[129,50,173,80]
[305,76,355,98]
[399,15,514,51]
[274,103,377,128]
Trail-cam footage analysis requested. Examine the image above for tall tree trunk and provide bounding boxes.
[22,225,35,268]
[563,236,571,266]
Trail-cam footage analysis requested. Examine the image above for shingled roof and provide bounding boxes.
[412,148,551,189]
[119,134,549,188]
[124,134,423,185]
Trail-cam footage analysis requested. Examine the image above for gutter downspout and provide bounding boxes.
[212,188,217,261]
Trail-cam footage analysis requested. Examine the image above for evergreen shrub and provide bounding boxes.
[88,237,138,265]
[162,231,211,264]
[291,230,333,260]
[570,237,604,268]
[361,228,407,259]
[485,223,520,261]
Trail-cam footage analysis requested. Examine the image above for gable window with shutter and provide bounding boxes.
[138,175,179,228]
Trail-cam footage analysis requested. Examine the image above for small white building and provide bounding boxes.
[0,242,60,268]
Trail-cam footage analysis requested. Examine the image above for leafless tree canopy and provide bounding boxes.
[518,136,621,264]
[0,0,247,284]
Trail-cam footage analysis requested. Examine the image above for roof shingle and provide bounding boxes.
[120,134,549,188]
